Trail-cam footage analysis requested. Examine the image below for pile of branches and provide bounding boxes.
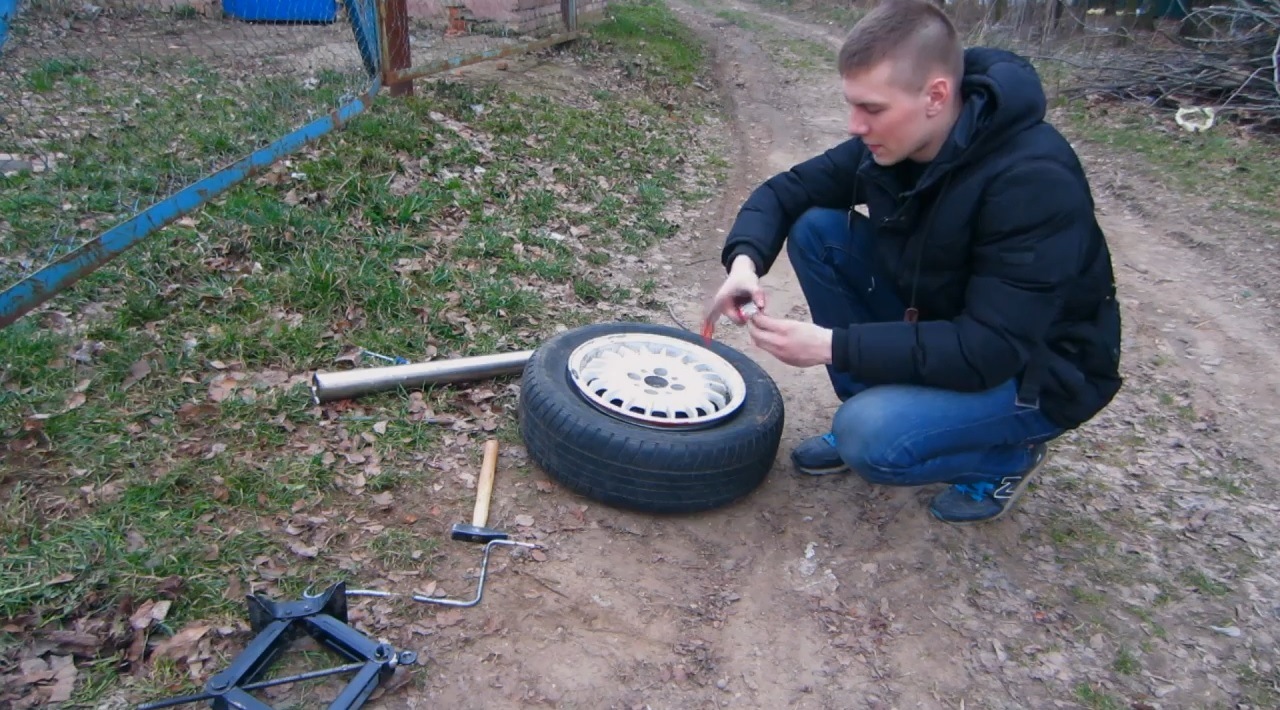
[1062,0,1280,130]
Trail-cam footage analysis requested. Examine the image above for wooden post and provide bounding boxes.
[383,0,414,96]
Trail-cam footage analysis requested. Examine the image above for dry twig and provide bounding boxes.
[1049,0,1280,129]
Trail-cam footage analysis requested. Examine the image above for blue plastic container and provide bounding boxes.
[0,0,16,53]
[223,0,338,23]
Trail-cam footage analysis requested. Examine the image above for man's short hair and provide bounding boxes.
[838,0,964,91]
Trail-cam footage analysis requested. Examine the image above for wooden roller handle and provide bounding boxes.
[472,439,500,527]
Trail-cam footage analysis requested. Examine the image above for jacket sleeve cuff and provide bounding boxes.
[830,327,852,372]
[723,246,765,276]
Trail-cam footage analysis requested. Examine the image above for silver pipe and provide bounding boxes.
[310,350,534,404]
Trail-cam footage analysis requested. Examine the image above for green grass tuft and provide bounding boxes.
[1057,101,1280,227]
[589,0,708,87]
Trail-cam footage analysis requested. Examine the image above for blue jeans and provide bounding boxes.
[786,207,1064,487]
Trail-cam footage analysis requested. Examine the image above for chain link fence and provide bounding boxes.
[0,0,380,321]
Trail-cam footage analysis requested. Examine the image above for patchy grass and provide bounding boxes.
[1055,100,1280,226]
[1112,646,1139,676]
[0,39,369,284]
[1075,682,1125,710]
[716,8,769,31]
[588,0,706,87]
[774,36,836,72]
[1238,665,1280,708]
[753,0,862,27]
[0,2,719,704]
[1015,363,1277,706]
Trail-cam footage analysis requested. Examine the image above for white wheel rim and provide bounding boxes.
[567,333,748,428]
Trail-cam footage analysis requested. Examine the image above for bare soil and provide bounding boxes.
[99,2,1280,708]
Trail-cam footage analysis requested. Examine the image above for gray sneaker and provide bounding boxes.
[790,432,850,476]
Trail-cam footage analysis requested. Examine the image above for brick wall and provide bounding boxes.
[513,0,606,33]
[405,0,606,34]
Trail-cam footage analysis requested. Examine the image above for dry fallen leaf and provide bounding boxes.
[514,515,535,527]
[126,529,147,553]
[207,372,244,402]
[20,657,54,684]
[176,402,218,423]
[48,572,75,585]
[64,392,87,411]
[435,609,465,627]
[130,601,157,630]
[373,420,389,435]
[289,542,319,558]
[152,623,211,662]
[253,369,290,387]
[372,492,394,509]
[334,346,361,365]
[531,549,548,562]
[47,658,77,702]
[127,599,172,630]
[122,359,152,390]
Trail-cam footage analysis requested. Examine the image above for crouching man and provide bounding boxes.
[703,0,1122,524]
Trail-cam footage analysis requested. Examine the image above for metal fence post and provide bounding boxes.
[561,0,577,32]
[381,0,414,96]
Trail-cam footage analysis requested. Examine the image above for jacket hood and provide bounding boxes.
[908,47,1048,190]
[936,48,1044,167]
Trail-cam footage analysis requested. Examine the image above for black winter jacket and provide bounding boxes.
[721,47,1123,430]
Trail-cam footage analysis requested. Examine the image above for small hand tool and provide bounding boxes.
[344,538,539,608]
[136,582,414,710]
[702,295,760,345]
[449,438,511,544]
[360,348,409,365]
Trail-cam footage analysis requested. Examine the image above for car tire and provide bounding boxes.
[517,321,785,514]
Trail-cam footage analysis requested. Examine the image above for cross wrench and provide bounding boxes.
[309,539,539,609]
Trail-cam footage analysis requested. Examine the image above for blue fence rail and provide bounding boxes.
[0,0,385,327]
[0,78,382,329]
[0,0,588,329]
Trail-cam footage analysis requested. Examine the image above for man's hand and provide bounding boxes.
[703,255,767,329]
[747,313,834,368]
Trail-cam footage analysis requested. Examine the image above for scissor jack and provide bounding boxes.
[136,582,416,710]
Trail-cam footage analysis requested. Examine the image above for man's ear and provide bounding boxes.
[923,76,951,117]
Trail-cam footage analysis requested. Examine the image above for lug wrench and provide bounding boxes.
[314,538,540,609]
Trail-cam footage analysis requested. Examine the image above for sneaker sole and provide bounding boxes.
[794,463,851,476]
[932,448,1052,526]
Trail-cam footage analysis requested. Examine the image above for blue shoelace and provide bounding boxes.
[955,482,996,502]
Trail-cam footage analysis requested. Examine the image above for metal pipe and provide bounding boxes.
[310,350,533,404]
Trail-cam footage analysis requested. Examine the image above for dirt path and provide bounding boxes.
[358,4,1280,709]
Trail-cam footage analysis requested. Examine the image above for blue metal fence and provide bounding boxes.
[0,77,382,328]
[0,0,587,328]
[0,0,384,328]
